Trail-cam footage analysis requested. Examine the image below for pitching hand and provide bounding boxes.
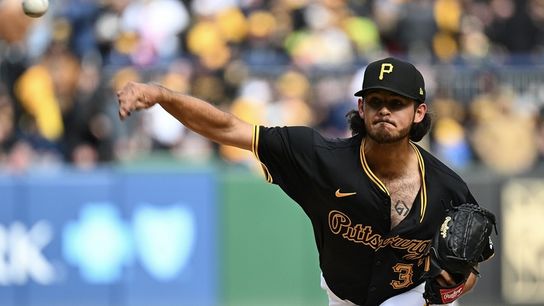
[117,81,159,120]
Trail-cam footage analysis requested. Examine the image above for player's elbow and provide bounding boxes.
[208,116,254,151]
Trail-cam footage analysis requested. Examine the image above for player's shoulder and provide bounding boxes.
[317,131,361,150]
[413,143,467,185]
[261,125,361,150]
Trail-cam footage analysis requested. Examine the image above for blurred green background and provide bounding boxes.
[221,171,325,306]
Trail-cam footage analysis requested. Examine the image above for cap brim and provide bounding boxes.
[353,86,422,101]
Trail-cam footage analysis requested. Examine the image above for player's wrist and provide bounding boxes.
[149,82,169,106]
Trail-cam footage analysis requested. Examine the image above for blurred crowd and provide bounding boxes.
[1,0,544,175]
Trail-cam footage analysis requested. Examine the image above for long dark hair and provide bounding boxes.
[345,107,432,142]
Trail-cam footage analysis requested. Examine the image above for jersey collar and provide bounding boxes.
[359,139,428,223]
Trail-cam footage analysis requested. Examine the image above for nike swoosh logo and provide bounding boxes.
[335,189,357,198]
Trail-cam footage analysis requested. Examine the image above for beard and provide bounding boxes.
[365,121,412,144]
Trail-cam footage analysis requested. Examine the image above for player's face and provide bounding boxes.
[359,90,426,144]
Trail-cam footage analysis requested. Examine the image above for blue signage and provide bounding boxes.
[63,203,134,284]
[0,169,218,306]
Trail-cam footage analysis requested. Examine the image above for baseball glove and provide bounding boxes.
[423,203,497,305]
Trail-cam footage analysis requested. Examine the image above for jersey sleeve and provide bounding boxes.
[252,125,316,188]
[465,188,478,205]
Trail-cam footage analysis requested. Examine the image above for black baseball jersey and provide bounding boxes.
[252,125,478,306]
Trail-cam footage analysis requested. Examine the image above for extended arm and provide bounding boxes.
[117,82,253,150]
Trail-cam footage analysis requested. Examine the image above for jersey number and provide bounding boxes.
[390,263,414,289]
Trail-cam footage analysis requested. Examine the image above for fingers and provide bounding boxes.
[116,82,135,120]
[436,270,456,287]
[118,108,131,120]
[116,81,155,120]
[117,93,130,120]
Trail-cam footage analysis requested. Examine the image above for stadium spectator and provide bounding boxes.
[0,0,543,175]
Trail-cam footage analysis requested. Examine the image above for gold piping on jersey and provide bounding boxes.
[251,125,273,183]
[359,139,428,222]
[424,254,431,272]
[251,125,258,156]
[360,139,389,195]
[410,142,428,223]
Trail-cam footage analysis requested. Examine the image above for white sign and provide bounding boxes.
[0,221,55,285]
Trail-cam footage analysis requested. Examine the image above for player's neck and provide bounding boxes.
[363,138,416,179]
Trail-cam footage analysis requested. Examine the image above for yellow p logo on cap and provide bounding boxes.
[379,63,393,80]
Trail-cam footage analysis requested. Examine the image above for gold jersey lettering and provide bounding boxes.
[328,210,431,260]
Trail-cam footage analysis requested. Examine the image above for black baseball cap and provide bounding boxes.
[354,57,426,102]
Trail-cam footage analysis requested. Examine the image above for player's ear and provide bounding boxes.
[413,102,427,123]
[358,97,364,117]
